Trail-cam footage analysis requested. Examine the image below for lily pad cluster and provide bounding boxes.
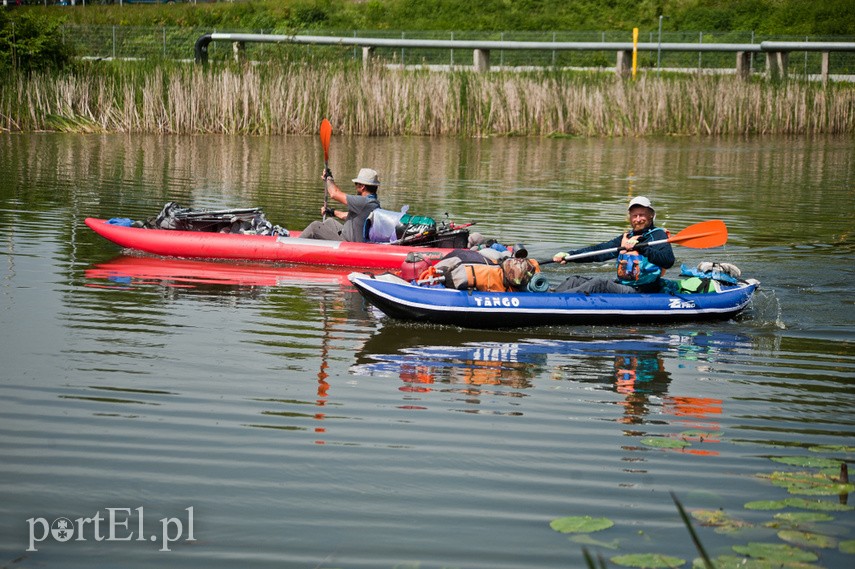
[549,447,853,568]
[758,459,853,496]
[744,451,855,561]
[690,509,753,535]
[732,541,819,564]
[744,498,853,512]
[639,430,722,452]
[549,515,685,568]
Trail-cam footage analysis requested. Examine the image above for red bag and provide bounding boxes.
[400,255,433,282]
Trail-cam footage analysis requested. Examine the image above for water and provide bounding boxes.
[1,133,853,568]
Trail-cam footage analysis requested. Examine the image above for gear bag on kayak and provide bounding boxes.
[447,257,542,292]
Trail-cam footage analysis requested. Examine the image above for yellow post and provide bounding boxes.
[632,28,638,79]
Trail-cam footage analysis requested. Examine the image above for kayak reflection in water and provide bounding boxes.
[300,167,381,242]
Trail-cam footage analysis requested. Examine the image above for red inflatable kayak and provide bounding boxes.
[85,218,454,270]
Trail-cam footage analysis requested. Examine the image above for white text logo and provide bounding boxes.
[26,507,195,552]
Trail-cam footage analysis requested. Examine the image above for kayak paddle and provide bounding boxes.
[320,118,332,220]
[540,219,728,264]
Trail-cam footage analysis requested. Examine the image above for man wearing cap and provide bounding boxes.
[551,196,674,293]
[300,167,381,242]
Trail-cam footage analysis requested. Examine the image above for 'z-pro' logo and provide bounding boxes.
[668,299,696,309]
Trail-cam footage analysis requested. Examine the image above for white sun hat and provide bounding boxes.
[352,168,380,186]
[628,196,654,213]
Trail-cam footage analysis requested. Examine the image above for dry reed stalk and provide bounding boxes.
[2,63,854,136]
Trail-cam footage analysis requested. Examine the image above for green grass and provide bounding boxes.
[14,0,855,36]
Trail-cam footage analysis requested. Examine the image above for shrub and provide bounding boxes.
[0,11,75,73]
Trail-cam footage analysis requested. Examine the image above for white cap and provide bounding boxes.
[352,168,380,186]
[628,196,654,213]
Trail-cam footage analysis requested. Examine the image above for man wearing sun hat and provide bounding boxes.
[300,167,381,242]
[551,196,674,293]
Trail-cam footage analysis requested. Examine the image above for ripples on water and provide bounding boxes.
[1,134,853,568]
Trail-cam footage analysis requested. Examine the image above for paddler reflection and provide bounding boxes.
[612,352,671,424]
[250,287,372,445]
[608,349,722,455]
[312,290,364,443]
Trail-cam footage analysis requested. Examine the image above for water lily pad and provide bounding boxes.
[694,555,818,569]
[808,444,855,454]
[777,530,837,549]
[744,499,789,511]
[773,512,834,523]
[550,515,614,534]
[760,470,855,496]
[731,542,818,563]
[690,556,756,569]
[570,534,621,550]
[680,430,722,440]
[691,509,752,534]
[819,466,845,478]
[691,509,728,524]
[770,456,843,469]
[641,437,690,449]
[610,553,685,568]
[840,539,855,554]
[781,498,853,512]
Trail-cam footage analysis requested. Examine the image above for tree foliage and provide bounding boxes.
[0,11,75,73]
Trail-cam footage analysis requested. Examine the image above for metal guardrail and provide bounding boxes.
[195,33,855,53]
[194,32,855,81]
[198,33,762,53]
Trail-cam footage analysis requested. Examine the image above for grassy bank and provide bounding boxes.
[17,0,855,36]
[2,62,852,136]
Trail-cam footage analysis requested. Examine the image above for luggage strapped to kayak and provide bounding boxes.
[144,202,288,236]
[366,207,471,249]
[667,261,746,293]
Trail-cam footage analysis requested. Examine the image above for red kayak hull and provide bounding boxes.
[85,218,451,270]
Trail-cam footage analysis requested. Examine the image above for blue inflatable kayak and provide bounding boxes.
[348,272,760,328]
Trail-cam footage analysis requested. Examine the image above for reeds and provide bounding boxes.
[1,61,853,136]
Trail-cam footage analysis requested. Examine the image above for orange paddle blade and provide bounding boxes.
[669,220,728,249]
[319,119,332,162]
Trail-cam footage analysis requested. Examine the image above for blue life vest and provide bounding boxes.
[615,229,664,287]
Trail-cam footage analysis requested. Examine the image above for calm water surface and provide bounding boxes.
[1,133,853,568]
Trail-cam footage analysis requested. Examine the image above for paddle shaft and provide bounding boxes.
[540,220,727,265]
[323,161,330,221]
[320,119,332,221]
[560,236,668,263]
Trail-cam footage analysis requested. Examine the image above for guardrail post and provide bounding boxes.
[194,34,212,65]
[474,49,490,72]
[821,52,830,86]
[766,51,788,80]
[362,46,375,70]
[233,41,245,64]
[736,51,751,79]
[616,50,632,77]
